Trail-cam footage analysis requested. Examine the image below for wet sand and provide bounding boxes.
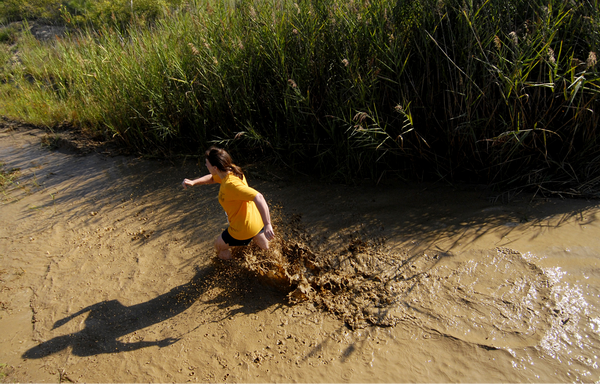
[1,124,599,382]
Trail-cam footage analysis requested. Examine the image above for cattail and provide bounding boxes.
[587,51,597,68]
[494,35,501,50]
[188,43,200,56]
[548,48,556,65]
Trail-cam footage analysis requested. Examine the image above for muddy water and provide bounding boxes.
[0,125,599,382]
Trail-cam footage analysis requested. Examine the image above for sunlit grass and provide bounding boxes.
[0,162,20,194]
[0,0,598,194]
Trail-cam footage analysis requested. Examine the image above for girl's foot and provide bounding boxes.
[218,249,233,260]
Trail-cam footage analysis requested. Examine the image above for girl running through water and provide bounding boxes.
[182,146,275,260]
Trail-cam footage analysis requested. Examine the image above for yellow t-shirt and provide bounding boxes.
[213,173,263,240]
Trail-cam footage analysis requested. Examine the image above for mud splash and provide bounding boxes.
[237,211,557,351]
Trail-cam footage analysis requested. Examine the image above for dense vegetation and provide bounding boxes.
[1,0,599,195]
[0,0,183,26]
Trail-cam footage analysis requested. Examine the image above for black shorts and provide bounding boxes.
[221,227,264,247]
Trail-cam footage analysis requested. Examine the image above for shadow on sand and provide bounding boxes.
[22,262,283,359]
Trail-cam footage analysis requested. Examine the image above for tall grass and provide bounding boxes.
[1,0,599,194]
[0,0,60,23]
[0,0,183,26]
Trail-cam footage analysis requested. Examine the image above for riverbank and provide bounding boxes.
[1,123,599,382]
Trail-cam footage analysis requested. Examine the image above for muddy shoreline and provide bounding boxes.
[1,124,599,382]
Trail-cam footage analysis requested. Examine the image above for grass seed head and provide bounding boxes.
[587,52,597,69]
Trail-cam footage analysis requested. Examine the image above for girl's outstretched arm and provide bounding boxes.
[254,193,275,240]
[182,174,215,189]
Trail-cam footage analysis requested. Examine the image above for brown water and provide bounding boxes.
[1,125,599,382]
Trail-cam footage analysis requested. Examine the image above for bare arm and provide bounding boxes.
[253,193,275,241]
[182,174,215,189]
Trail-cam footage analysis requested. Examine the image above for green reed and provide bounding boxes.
[0,0,599,194]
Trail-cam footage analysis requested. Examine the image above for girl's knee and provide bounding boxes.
[215,235,233,260]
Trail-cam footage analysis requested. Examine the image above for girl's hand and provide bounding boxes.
[182,174,215,189]
[182,179,193,189]
[264,223,275,241]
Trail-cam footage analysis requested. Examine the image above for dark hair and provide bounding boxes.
[205,146,244,179]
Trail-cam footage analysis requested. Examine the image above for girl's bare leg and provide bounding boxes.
[253,232,270,250]
[215,235,232,260]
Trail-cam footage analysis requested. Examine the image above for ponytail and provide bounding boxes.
[227,164,244,179]
[205,146,244,179]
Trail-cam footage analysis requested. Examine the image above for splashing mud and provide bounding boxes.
[237,211,556,350]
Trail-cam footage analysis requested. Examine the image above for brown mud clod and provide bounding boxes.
[234,211,419,330]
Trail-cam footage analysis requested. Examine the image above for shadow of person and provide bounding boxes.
[23,264,220,358]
